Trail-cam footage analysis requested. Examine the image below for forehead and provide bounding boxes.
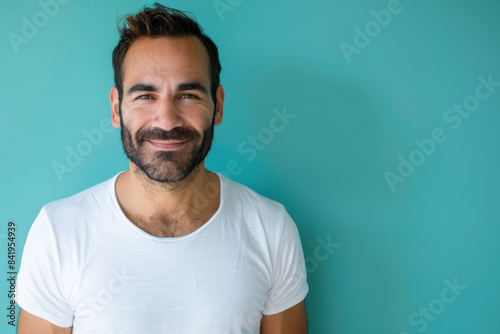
[122,36,211,87]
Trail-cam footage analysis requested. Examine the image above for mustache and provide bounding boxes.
[136,126,200,142]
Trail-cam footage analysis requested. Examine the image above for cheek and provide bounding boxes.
[125,117,145,130]
[121,108,150,130]
[191,114,214,134]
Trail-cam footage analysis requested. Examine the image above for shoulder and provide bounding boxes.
[34,173,119,237]
[219,173,288,220]
[45,174,116,216]
[217,173,297,244]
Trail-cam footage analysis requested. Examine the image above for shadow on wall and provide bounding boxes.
[246,66,412,333]
[247,65,400,199]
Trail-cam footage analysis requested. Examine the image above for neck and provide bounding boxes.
[115,162,220,237]
[133,162,203,200]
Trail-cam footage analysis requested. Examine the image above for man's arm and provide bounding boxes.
[17,309,72,334]
[260,300,308,334]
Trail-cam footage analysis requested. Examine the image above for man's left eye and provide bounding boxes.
[181,94,197,99]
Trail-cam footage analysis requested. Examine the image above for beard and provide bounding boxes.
[119,107,215,183]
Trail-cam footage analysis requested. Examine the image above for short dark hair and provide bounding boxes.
[112,3,222,106]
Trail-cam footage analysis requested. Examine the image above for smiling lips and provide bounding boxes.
[146,140,189,151]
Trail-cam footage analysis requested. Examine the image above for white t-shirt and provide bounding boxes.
[15,172,308,333]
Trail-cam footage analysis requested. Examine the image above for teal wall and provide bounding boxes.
[1,0,499,333]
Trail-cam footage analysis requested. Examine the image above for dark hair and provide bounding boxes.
[112,3,221,106]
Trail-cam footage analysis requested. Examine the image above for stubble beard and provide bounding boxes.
[119,105,215,184]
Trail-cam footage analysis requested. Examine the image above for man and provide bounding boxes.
[15,3,308,333]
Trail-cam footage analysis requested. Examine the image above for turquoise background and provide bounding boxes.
[1,0,499,333]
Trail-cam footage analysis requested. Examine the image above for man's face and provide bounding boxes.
[111,36,223,182]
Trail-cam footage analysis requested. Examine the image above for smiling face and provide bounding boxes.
[110,36,224,183]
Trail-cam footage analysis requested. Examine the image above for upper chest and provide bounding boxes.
[65,224,273,333]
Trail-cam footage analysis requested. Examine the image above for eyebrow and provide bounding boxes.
[126,81,209,97]
[126,83,157,96]
[177,82,209,95]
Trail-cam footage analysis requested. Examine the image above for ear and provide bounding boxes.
[110,86,121,128]
[213,84,225,126]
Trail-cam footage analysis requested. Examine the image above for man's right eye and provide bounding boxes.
[137,95,153,100]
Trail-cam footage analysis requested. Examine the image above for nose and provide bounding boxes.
[151,97,184,131]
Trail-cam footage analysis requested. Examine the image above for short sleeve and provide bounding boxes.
[15,207,74,327]
[262,212,309,315]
